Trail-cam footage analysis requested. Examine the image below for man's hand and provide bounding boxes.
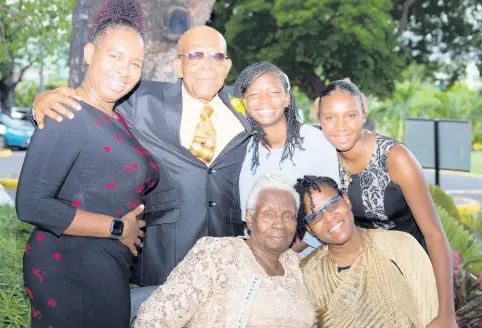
[120,205,146,256]
[33,86,82,129]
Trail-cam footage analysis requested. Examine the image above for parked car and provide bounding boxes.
[0,122,6,149]
[12,107,33,124]
[0,113,34,149]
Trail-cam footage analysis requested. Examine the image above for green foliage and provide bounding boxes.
[459,213,482,243]
[14,80,68,107]
[0,0,75,72]
[429,184,461,220]
[292,86,315,123]
[428,185,482,275]
[0,205,33,327]
[472,152,482,175]
[210,1,482,102]
[209,0,404,99]
[453,264,482,327]
[391,1,482,86]
[370,64,482,142]
[0,0,75,113]
[436,205,482,274]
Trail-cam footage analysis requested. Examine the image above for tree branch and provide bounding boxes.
[398,0,417,36]
[0,19,12,61]
[13,65,31,87]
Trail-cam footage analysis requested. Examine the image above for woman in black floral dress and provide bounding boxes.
[15,1,157,327]
[314,80,456,327]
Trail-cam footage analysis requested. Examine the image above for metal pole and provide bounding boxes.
[434,119,440,186]
[77,0,88,87]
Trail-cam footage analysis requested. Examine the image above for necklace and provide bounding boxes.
[78,85,117,119]
[339,132,367,188]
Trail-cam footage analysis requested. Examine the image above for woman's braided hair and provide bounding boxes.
[233,62,304,173]
[293,176,342,239]
[317,80,366,119]
[91,0,145,45]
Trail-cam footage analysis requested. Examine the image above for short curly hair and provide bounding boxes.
[246,171,299,212]
[90,0,145,45]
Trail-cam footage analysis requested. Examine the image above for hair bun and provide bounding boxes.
[92,0,144,34]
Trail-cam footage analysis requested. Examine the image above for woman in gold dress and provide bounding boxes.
[294,175,438,327]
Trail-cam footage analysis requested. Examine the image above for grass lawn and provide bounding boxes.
[472,151,482,174]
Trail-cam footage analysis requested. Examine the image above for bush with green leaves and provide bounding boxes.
[0,205,32,327]
[14,81,68,108]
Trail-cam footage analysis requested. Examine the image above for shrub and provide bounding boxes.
[14,81,68,108]
[429,184,461,220]
[437,205,482,274]
[453,251,482,327]
[0,205,32,327]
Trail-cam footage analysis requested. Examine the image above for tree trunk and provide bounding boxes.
[296,69,326,101]
[68,0,216,87]
[0,82,15,117]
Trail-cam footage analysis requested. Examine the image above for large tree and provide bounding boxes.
[392,0,482,86]
[68,0,216,87]
[208,0,482,100]
[0,0,75,116]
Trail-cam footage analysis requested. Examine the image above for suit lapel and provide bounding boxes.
[162,80,183,145]
[211,88,253,165]
[218,88,253,134]
[162,80,207,168]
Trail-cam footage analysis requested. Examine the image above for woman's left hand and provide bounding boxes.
[426,315,457,328]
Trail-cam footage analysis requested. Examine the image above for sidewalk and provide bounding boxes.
[0,183,14,206]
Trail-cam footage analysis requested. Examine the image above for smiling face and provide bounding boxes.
[304,184,355,245]
[243,72,290,127]
[319,90,367,152]
[246,188,298,255]
[172,26,232,103]
[83,26,144,103]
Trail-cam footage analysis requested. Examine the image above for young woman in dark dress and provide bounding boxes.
[315,80,456,327]
[15,1,158,327]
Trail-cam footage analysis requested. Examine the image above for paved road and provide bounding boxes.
[2,150,482,207]
[0,149,24,201]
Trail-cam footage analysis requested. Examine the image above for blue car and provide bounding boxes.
[0,113,34,149]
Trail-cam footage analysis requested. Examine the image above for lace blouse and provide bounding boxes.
[134,237,315,328]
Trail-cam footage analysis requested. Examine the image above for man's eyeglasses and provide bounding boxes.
[178,51,228,66]
[305,194,341,224]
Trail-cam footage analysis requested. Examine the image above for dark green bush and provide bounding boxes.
[0,205,33,327]
[14,81,68,108]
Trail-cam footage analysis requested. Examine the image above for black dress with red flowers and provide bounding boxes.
[16,102,158,328]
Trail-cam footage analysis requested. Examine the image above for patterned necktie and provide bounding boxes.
[189,105,217,164]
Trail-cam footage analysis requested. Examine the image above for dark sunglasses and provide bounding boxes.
[304,194,341,224]
[178,51,228,65]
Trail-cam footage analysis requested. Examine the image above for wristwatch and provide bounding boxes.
[109,217,124,240]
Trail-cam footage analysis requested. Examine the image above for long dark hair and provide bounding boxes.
[233,62,304,173]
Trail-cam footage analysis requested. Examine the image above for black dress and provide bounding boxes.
[16,102,158,328]
[339,134,427,250]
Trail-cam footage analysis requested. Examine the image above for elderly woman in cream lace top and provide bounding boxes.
[134,172,315,328]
